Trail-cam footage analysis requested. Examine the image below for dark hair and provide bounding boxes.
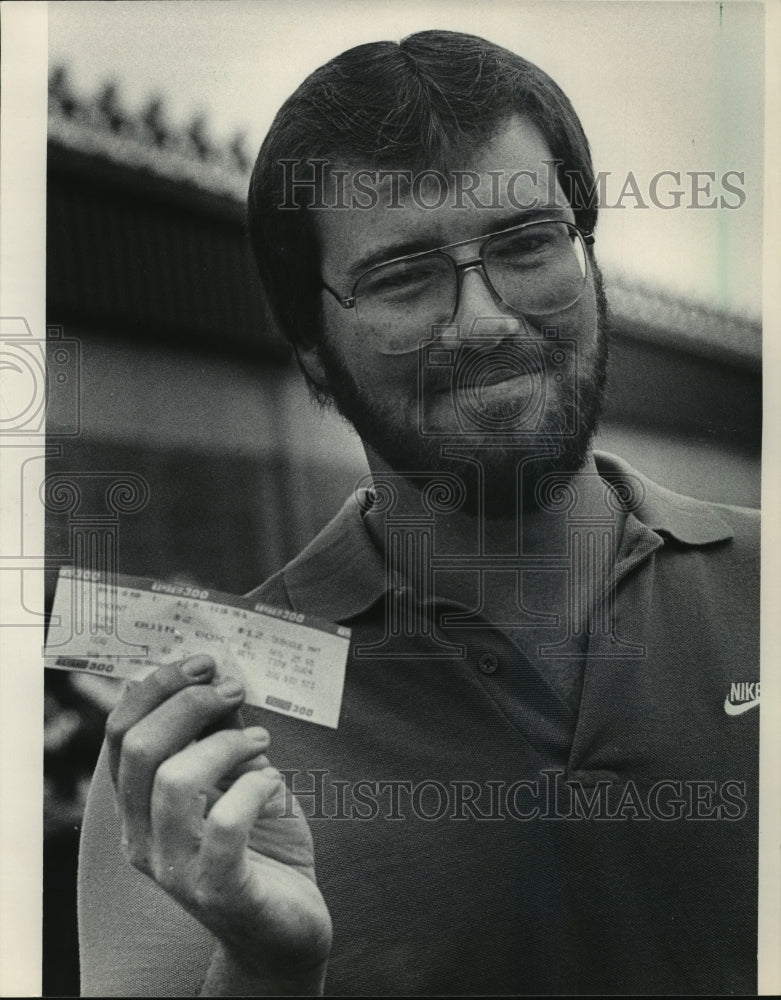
[247,29,598,351]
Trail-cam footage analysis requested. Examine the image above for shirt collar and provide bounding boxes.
[281,488,388,621]
[594,451,735,546]
[281,451,735,622]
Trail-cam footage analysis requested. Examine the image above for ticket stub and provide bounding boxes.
[44,568,351,729]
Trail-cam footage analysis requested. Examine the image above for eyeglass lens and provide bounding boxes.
[355,222,588,355]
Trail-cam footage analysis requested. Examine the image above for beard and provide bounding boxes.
[313,258,611,520]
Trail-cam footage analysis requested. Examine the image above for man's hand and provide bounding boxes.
[105,654,332,993]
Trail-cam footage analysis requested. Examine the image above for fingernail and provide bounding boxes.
[244,726,269,743]
[181,656,214,679]
[214,677,244,699]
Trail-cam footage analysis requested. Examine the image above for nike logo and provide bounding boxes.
[723,696,759,716]
[724,681,760,716]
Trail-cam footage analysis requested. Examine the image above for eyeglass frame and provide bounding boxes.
[320,218,596,322]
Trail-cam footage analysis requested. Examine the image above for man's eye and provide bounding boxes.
[488,230,566,270]
[499,235,554,257]
[363,265,439,297]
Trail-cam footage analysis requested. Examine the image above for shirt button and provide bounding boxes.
[478,652,499,675]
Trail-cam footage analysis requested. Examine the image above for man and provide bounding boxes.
[78,31,759,996]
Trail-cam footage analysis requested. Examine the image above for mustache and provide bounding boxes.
[423,336,570,396]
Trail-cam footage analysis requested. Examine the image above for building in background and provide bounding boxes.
[43,66,761,996]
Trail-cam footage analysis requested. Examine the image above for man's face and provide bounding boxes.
[309,115,609,514]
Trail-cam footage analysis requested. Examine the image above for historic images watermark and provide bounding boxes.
[278,159,748,211]
[278,768,749,823]
[0,316,149,639]
[1,318,81,631]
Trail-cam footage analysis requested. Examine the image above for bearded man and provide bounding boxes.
[78,31,760,997]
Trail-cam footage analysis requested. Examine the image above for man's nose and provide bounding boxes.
[451,262,528,340]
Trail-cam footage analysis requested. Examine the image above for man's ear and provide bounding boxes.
[294,342,330,394]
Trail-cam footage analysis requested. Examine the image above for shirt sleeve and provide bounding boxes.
[77,740,216,997]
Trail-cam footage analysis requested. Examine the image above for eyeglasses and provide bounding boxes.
[321,219,594,355]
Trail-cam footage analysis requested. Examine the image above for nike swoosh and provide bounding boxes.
[723,697,760,716]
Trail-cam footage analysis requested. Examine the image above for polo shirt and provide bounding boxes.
[78,453,760,996]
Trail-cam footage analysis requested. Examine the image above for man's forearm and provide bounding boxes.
[200,942,328,996]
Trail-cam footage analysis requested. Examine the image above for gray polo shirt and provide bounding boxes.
[79,453,760,996]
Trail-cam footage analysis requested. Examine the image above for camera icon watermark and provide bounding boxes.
[416,317,578,440]
[0,318,80,436]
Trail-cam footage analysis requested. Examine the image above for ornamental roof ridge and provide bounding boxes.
[48,65,253,200]
[607,273,761,369]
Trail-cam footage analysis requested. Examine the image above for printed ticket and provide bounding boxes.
[44,568,351,728]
